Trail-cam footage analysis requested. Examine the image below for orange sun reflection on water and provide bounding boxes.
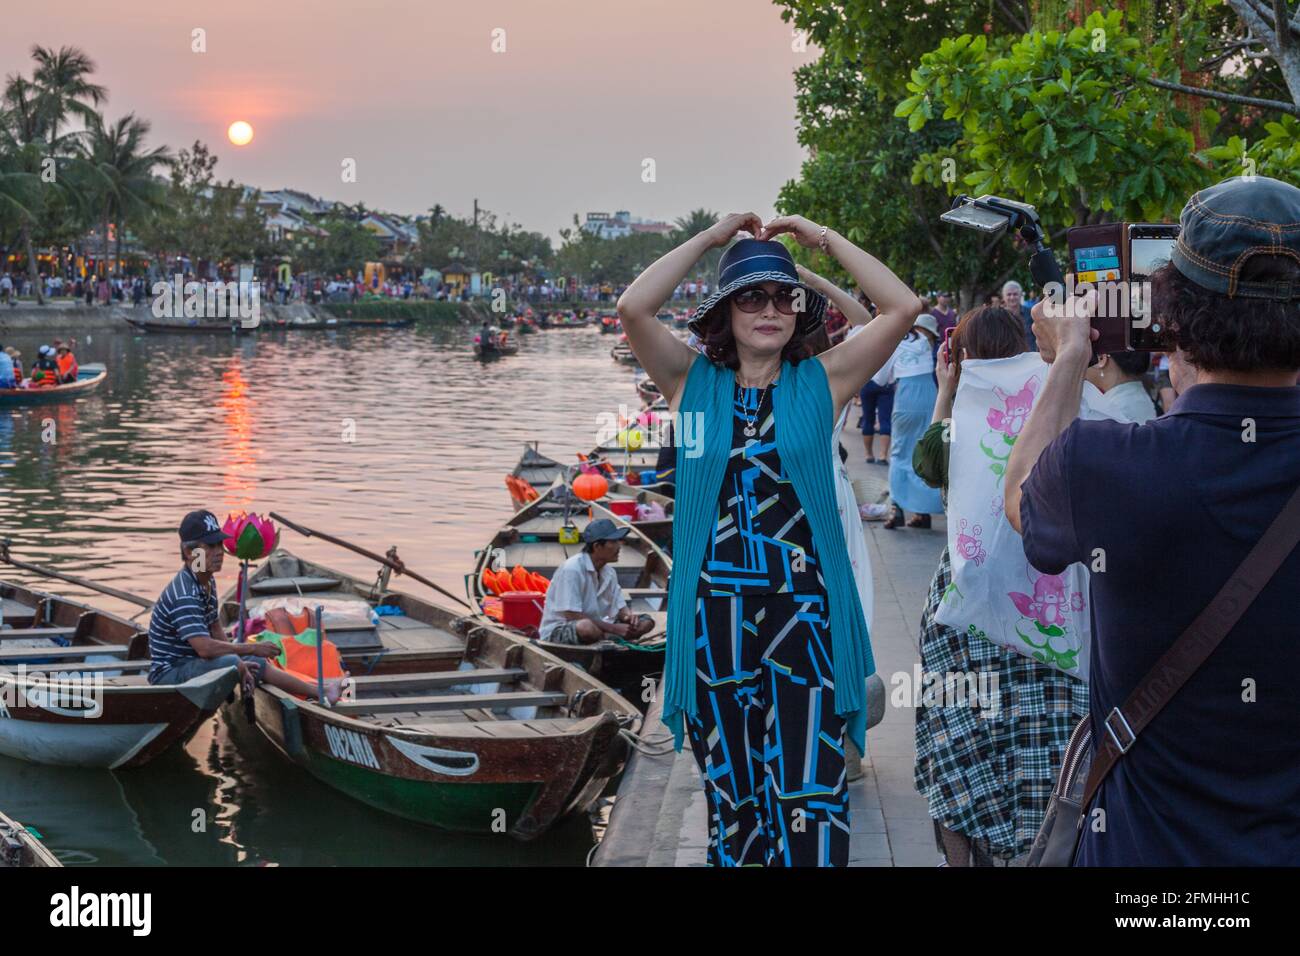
[219,362,257,510]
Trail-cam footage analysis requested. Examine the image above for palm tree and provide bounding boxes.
[672,208,719,243]
[82,113,171,279]
[30,45,106,148]
[1,73,57,303]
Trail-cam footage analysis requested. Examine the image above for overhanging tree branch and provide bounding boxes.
[1144,75,1300,116]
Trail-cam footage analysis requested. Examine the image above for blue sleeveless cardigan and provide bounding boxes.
[662,354,875,753]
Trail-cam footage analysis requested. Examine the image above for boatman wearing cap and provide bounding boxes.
[537,518,655,645]
[148,510,346,703]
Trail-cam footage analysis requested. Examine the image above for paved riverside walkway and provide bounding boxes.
[594,441,949,866]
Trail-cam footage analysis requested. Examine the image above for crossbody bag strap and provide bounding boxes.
[1081,481,1300,810]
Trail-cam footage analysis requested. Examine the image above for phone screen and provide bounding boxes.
[1128,225,1178,350]
[943,326,955,363]
[1073,244,1121,283]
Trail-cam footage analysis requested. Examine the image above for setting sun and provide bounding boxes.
[227,120,254,146]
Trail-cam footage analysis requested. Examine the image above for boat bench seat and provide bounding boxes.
[0,644,129,662]
[333,690,567,716]
[351,668,526,695]
[623,589,667,601]
[0,627,79,640]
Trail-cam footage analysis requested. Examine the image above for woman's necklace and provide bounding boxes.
[736,372,777,438]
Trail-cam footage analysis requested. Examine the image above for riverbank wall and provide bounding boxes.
[0,299,490,333]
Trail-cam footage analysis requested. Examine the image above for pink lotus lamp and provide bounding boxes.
[224,512,279,641]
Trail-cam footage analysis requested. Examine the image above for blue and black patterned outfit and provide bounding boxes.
[684,380,850,867]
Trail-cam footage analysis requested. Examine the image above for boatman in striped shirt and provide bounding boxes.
[148,509,346,704]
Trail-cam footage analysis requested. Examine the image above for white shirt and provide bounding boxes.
[1093,380,1157,424]
[538,551,627,641]
[872,334,934,386]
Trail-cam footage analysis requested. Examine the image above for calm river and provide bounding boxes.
[0,317,650,865]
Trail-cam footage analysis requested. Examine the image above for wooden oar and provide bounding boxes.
[268,513,473,610]
[0,540,155,610]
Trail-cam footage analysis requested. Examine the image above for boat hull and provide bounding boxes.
[0,666,237,769]
[250,688,623,838]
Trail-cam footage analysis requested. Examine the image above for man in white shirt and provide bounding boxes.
[538,518,655,645]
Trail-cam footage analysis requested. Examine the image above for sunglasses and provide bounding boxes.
[732,286,801,315]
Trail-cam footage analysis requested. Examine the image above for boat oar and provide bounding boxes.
[268,513,473,610]
[0,539,155,610]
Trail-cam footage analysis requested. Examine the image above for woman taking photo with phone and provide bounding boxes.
[617,212,921,867]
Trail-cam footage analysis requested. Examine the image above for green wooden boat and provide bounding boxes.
[218,550,641,840]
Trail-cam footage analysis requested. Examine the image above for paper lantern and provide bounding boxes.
[222,512,279,560]
[572,472,608,501]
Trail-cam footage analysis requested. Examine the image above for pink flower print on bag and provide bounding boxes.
[955,519,987,566]
[1007,568,1085,672]
[986,376,1040,438]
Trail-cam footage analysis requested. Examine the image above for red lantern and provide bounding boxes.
[572,472,608,501]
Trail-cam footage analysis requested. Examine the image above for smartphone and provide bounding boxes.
[942,326,955,364]
[1066,223,1128,356]
[1127,223,1179,351]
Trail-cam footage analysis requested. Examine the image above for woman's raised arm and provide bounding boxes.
[617,212,763,406]
[762,215,922,412]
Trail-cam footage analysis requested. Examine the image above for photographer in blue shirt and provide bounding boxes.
[1004,177,1300,866]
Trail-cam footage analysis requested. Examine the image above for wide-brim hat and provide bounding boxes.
[914,313,939,337]
[687,238,827,338]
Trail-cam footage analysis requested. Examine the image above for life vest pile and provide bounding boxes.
[480,564,549,597]
[504,475,541,507]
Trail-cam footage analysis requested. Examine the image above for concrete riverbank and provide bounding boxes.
[593,443,947,867]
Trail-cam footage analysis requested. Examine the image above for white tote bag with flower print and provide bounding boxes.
[934,353,1129,682]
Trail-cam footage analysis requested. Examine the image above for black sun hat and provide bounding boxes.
[687,238,827,338]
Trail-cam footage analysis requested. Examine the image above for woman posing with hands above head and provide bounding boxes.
[617,212,922,867]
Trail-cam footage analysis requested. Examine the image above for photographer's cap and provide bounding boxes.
[179,509,228,545]
[582,518,630,544]
[1172,176,1300,299]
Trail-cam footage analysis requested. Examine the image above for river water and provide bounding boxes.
[0,318,651,865]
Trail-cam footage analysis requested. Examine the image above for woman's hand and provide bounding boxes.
[704,212,764,249]
[760,214,826,249]
[936,342,961,398]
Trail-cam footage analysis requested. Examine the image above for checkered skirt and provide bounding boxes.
[913,547,1089,856]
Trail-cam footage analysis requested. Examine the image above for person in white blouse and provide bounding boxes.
[1084,350,1158,424]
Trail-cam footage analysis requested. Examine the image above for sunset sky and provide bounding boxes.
[6,1,816,238]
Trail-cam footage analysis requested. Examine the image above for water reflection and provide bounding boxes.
[0,320,644,865]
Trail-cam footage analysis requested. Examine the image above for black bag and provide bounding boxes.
[1028,482,1300,867]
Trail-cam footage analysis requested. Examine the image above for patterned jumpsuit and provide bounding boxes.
[684,380,850,867]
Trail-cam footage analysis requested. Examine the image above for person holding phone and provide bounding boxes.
[617,212,920,866]
[1005,176,1300,866]
[909,306,1089,865]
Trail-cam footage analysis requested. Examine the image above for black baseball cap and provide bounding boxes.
[582,518,630,544]
[179,510,228,545]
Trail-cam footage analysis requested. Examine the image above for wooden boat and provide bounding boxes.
[0,808,61,867]
[0,579,239,768]
[342,316,415,328]
[473,335,519,359]
[635,378,662,405]
[268,315,342,330]
[0,364,107,405]
[507,443,674,549]
[470,481,668,697]
[125,316,245,333]
[217,550,640,839]
[610,342,639,366]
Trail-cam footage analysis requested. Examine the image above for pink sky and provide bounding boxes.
[5,0,816,237]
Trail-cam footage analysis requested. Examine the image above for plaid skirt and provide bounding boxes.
[913,547,1089,857]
